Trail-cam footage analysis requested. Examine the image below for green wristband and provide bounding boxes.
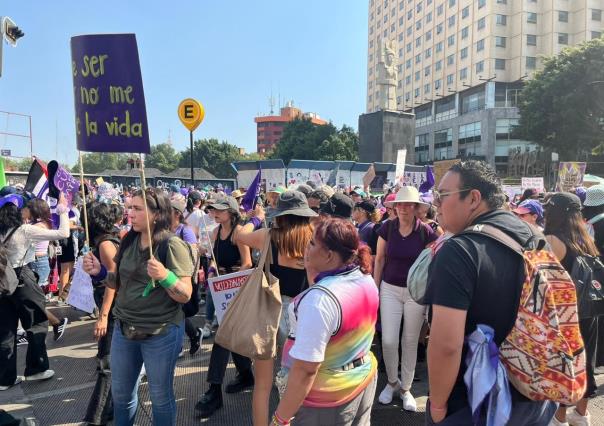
[159,270,178,289]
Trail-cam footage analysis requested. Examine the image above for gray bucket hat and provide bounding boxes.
[208,196,239,212]
[269,190,318,218]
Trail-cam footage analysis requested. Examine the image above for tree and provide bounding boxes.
[179,138,244,178]
[518,38,604,159]
[72,153,130,174]
[145,143,181,173]
[269,118,358,162]
[3,157,34,172]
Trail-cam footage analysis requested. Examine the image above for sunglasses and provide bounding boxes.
[433,188,471,204]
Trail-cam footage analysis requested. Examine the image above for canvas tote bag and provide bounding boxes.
[215,234,282,359]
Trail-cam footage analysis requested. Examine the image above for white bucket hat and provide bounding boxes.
[384,186,429,207]
[584,184,604,207]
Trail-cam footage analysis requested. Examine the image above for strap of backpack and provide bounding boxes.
[588,212,604,225]
[1,227,19,245]
[460,224,524,257]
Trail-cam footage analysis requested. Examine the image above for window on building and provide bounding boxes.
[406,42,412,52]
[495,58,506,70]
[592,31,602,39]
[496,14,507,25]
[391,23,395,32]
[436,41,443,52]
[407,10,413,19]
[496,0,507,3]
[558,11,568,23]
[527,12,537,24]
[462,26,469,39]
[434,128,453,160]
[399,1,404,10]
[416,20,422,30]
[477,17,486,30]
[425,65,431,76]
[424,83,431,94]
[460,47,468,59]
[593,9,602,21]
[460,67,468,80]
[417,2,422,12]
[462,6,469,19]
[407,26,413,36]
[447,54,455,65]
[416,37,422,47]
[458,122,482,157]
[478,0,486,8]
[526,56,537,69]
[398,80,403,88]
[405,75,411,85]
[495,36,506,47]
[384,14,388,23]
[558,33,569,45]
[449,15,456,27]
[397,64,403,73]
[425,30,432,41]
[425,48,432,58]
[435,59,443,70]
[437,23,443,34]
[449,0,455,7]
[437,4,444,15]
[405,92,411,102]
[406,58,412,68]
[527,34,537,46]
[398,32,404,42]
[383,29,388,37]
[426,12,432,23]
[435,79,442,89]
[448,34,455,46]
[415,88,420,97]
[477,39,485,51]
[415,70,421,81]
[416,53,422,63]
[447,73,454,85]
[415,133,430,163]
[399,17,404,26]
[476,60,484,73]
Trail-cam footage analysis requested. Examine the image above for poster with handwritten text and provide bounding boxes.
[70,34,150,153]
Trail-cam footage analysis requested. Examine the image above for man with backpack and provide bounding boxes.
[424,161,565,425]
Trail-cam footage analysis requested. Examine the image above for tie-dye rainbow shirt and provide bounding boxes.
[281,267,379,408]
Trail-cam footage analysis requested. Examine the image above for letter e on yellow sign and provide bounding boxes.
[178,98,205,132]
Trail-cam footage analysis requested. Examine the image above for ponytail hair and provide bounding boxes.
[314,218,373,275]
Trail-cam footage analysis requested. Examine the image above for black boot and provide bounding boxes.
[225,370,254,394]
[189,328,201,356]
[195,384,223,418]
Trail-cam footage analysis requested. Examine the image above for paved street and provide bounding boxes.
[0,303,602,425]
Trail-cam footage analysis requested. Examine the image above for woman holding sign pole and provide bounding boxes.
[195,195,253,419]
[82,188,193,426]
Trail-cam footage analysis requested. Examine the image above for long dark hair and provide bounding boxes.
[544,206,599,257]
[0,204,22,235]
[27,198,52,229]
[87,202,123,246]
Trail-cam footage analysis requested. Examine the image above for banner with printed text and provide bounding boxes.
[71,34,150,153]
[208,270,253,324]
[521,177,545,193]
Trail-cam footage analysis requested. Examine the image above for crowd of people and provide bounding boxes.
[0,159,602,426]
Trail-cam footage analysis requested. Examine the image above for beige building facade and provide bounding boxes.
[366,0,604,171]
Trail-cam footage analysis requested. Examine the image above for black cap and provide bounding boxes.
[320,193,354,219]
[544,192,582,213]
[355,200,376,214]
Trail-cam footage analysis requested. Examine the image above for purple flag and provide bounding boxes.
[70,34,150,153]
[241,169,262,212]
[47,161,81,206]
[419,165,435,194]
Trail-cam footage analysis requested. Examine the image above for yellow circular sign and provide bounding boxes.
[178,98,205,132]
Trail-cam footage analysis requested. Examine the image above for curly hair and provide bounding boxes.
[0,204,22,235]
[87,202,123,245]
[448,160,505,210]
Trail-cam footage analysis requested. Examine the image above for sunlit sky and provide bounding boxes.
[1,0,368,166]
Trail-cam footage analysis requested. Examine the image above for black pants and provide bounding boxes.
[580,317,599,398]
[184,317,197,341]
[206,343,252,385]
[0,266,50,386]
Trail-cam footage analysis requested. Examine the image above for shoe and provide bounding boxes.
[0,377,23,391]
[53,317,68,341]
[17,335,28,346]
[225,371,254,394]
[202,324,212,338]
[549,413,569,426]
[195,386,223,418]
[211,318,218,329]
[401,390,417,412]
[24,369,54,382]
[378,380,400,404]
[567,408,591,426]
[189,329,202,355]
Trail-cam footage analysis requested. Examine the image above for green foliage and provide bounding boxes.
[179,138,244,179]
[145,143,181,173]
[4,157,34,172]
[518,38,604,160]
[269,118,358,162]
[72,153,130,174]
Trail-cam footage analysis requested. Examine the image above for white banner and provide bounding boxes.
[395,149,407,185]
[521,177,545,193]
[208,269,254,324]
[262,168,285,191]
[402,171,426,189]
[308,169,330,186]
[67,257,96,314]
[236,170,259,190]
[286,168,309,187]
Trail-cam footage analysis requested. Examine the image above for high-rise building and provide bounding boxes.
[254,102,328,156]
[366,0,604,172]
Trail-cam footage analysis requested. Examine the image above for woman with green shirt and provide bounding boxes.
[83,188,193,426]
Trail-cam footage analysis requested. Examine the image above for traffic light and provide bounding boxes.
[1,17,24,46]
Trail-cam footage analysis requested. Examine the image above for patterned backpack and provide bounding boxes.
[463,224,586,405]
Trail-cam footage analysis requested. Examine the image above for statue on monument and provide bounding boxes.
[377,39,398,111]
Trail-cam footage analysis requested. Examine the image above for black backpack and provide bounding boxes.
[570,254,604,319]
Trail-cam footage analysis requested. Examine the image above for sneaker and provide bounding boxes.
[17,334,28,346]
[567,408,591,426]
[189,329,202,355]
[201,324,212,338]
[0,377,23,391]
[401,390,417,412]
[378,380,400,405]
[53,318,68,341]
[549,413,569,426]
[24,370,54,382]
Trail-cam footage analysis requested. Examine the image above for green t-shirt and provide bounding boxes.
[113,235,194,329]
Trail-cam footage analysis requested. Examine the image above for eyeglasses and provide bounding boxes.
[433,188,471,204]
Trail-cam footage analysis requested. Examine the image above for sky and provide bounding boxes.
[0,0,368,166]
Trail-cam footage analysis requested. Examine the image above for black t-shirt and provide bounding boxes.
[424,210,533,413]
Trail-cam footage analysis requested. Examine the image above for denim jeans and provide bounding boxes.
[110,320,183,426]
[30,255,51,286]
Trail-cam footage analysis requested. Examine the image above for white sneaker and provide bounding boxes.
[378,380,400,404]
[549,413,569,426]
[567,408,591,426]
[202,323,212,337]
[0,376,23,391]
[401,390,417,412]
[24,369,54,382]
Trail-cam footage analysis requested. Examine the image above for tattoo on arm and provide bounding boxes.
[166,285,184,297]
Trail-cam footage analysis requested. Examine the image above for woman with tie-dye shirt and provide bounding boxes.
[272,218,379,426]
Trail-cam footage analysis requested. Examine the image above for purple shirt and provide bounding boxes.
[356,220,375,245]
[378,217,438,287]
[175,224,197,244]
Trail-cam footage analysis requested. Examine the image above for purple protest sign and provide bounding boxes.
[70,34,150,153]
[47,161,81,206]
